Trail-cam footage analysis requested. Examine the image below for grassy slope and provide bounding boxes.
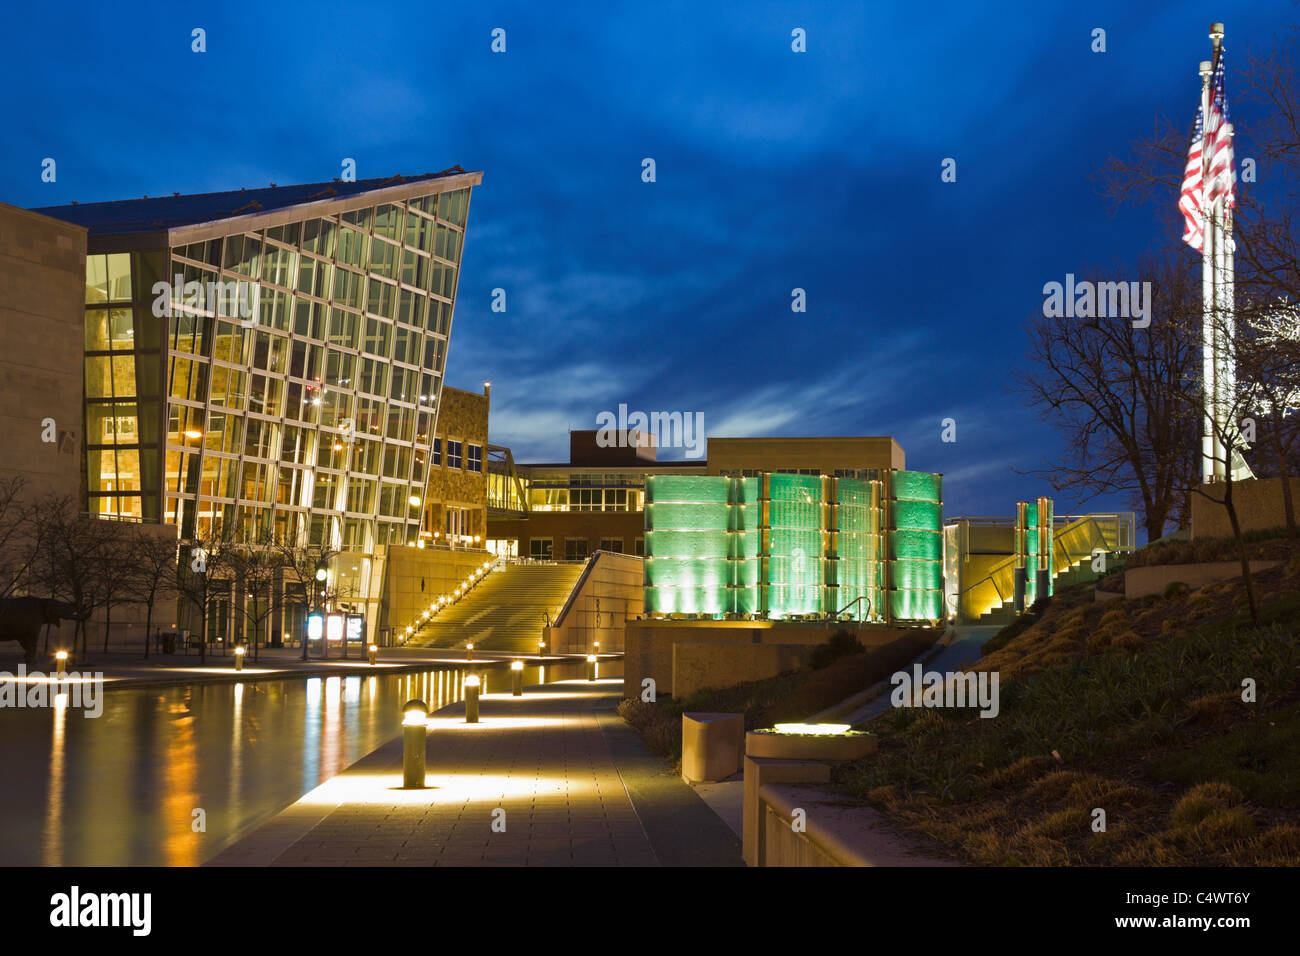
[835,539,1300,866]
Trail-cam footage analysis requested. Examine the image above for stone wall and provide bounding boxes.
[379,544,492,639]
[426,385,489,541]
[1190,477,1300,539]
[0,202,86,503]
[544,551,643,653]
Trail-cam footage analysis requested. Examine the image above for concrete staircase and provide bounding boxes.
[406,563,587,653]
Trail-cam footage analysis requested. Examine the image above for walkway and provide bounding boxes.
[207,679,743,867]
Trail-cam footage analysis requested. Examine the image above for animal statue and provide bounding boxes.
[0,596,79,665]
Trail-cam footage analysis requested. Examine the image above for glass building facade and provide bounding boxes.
[643,470,943,624]
[42,172,481,623]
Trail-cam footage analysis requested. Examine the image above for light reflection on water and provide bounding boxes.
[0,660,612,866]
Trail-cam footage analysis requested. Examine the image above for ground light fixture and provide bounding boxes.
[773,723,852,735]
[234,645,246,671]
[368,644,378,666]
[55,650,67,677]
[402,699,429,789]
[586,655,597,681]
[464,674,481,723]
[511,660,524,696]
[466,643,473,661]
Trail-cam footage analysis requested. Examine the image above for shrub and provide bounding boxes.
[810,628,865,669]
[1112,631,1146,654]
[1163,580,1190,599]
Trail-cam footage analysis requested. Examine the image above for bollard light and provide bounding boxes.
[466,642,474,661]
[538,639,545,655]
[511,659,523,696]
[402,699,429,788]
[464,674,481,723]
[586,654,597,682]
[368,644,378,666]
[55,650,68,677]
[234,645,246,671]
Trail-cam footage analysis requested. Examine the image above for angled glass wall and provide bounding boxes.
[157,187,472,551]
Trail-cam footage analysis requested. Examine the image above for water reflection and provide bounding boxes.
[0,660,615,866]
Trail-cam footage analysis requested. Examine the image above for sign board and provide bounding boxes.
[346,614,365,644]
[326,614,345,642]
[306,613,324,642]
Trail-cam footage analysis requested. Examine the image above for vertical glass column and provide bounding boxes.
[643,475,731,616]
[887,470,944,622]
[763,474,822,617]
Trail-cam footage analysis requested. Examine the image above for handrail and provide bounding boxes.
[831,595,872,623]
[551,552,599,630]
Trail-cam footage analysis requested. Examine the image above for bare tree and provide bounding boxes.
[0,477,38,600]
[94,529,136,655]
[130,528,180,659]
[1235,301,1300,536]
[228,532,279,663]
[274,541,337,660]
[33,496,113,661]
[1014,255,1202,541]
[175,533,233,665]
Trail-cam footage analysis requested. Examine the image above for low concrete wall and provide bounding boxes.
[546,551,643,654]
[1191,477,1300,539]
[1125,560,1282,600]
[624,620,919,699]
[380,545,492,637]
[673,642,813,699]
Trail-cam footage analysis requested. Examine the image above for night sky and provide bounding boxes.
[5,0,1292,529]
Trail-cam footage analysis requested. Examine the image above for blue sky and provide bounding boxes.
[5,0,1293,525]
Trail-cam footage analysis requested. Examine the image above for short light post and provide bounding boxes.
[538,639,546,656]
[234,645,245,671]
[466,642,474,662]
[55,650,68,677]
[368,644,378,666]
[464,673,480,723]
[511,660,523,696]
[586,654,596,682]
[402,699,429,789]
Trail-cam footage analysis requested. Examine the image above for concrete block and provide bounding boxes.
[742,756,829,867]
[681,712,744,784]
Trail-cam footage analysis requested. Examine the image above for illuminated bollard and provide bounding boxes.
[466,642,474,662]
[465,674,481,723]
[55,651,67,677]
[586,654,596,682]
[511,660,523,696]
[234,645,245,671]
[368,644,378,666]
[538,639,545,655]
[402,699,429,789]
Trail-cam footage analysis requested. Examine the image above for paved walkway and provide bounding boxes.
[208,679,743,867]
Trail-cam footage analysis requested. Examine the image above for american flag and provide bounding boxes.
[1204,49,1235,212]
[1179,104,1205,250]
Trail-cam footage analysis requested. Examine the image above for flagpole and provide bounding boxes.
[1200,51,1218,483]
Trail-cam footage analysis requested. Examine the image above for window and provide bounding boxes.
[447,440,462,469]
[467,444,482,473]
[432,436,441,466]
[530,538,553,560]
[565,538,588,561]
[599,538,623,554]
[635,537,645,557]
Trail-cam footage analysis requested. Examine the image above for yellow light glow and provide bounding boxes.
[403,710,428,726]
[368,644,377,652]
[409,495,422,507]
[234,646,246,656]
[183,429,202,439]
[465,674,481,687]
[511,660,523,670]
[586,655,597,663]
[772,723,852,736]
[55,651,68,662]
